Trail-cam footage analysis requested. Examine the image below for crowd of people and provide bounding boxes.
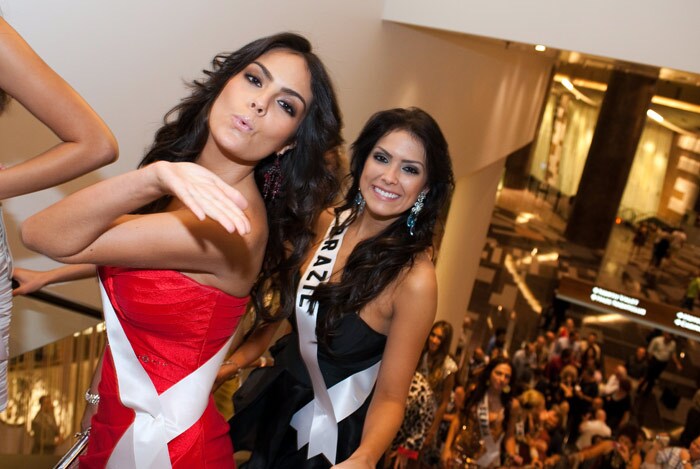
[380,314,700,469]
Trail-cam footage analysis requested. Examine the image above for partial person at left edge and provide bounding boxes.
[0,16,118,412]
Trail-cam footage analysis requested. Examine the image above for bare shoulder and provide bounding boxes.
[388,251,436,329]
[395,251,437,298]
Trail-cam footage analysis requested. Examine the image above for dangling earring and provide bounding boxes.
[406,190,427,236]
[354,191,366,212]
[263,153,283,200]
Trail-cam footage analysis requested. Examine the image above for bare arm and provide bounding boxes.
[504,399,521,463]
[21,162,253,293]
[334,260,437,468]
[0,18,117,199]
[81,351,104,431]
[441,415,461,466]
[12,264,96,295]
[214,321,282,390]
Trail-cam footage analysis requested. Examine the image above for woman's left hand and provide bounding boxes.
[152,161,251,235]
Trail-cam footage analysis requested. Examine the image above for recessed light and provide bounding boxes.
[535,44,546,52]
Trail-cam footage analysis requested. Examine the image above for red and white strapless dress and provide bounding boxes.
[80,266,247,468]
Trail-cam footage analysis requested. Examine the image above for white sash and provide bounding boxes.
[290,212,382,464]
[476,395,503,467]
[99,280,233,468]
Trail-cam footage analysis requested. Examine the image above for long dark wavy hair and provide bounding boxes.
[312,107,454,343]
[132,33,342,323]
[422,320,454,374]
[464,357,514,428]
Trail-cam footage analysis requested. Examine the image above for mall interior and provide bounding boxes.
[0,1,699,467]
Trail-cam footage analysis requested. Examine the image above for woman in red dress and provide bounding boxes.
[21,33,341,468]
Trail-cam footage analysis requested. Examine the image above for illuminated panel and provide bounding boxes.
[590,287,647,316]
[675,311,700,333]
[556,276,700,342]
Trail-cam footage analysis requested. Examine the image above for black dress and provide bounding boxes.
[230,307,387,468]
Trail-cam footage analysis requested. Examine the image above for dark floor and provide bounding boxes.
[465,187,700,434]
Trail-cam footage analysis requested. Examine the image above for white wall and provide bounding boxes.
[383,0,700,75]
[0,0,553,354]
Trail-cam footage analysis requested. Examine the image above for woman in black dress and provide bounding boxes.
[223,107,455,468]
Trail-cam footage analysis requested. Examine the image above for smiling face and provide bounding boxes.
[358,129,428,223]
[428,326,444,354]
[206,49,312,164]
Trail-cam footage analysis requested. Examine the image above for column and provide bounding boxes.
[565,69,657,249]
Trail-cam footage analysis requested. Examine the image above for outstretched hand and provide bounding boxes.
[153,161,251,235]
[12,267,49,295]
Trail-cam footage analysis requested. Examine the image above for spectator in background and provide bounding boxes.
[644,434,700,469]
[546,347,574,383]
[534,335,550,374]
[604,378,632,432]
[580,346,603,384]
[563,317,576,336]
[579,331,602,366]
[626,346,649,392]
[541,405,566,458]
[454,316,472,372]
[639,332,683,396]
[514,389,547,466]
[544,331,557,358]
[418,321,457,467]
[569,367,601,441]
[650,230,672,269]
[552,327,575,358]
[681,271,700,312]
[572,424,642,468]
[512,341,537,393]
[576,409,612,450]
[631,221,649,258]
[486,327,507,358]
[441,357,519,468]
[601,365,628,396]
[31,395,61,454]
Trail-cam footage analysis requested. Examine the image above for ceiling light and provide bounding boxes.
[555,75,597,105]
[535,44,546,52]
[647,109,664,123]
[560,78,574,91]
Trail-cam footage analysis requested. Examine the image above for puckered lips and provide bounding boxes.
[232,114,254,133]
